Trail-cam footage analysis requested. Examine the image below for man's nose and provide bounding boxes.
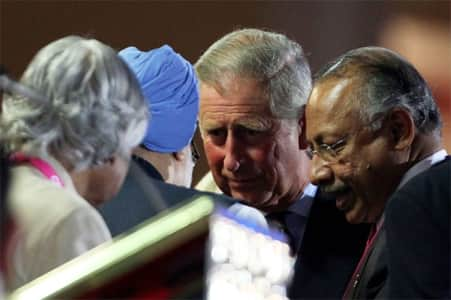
[310,154,333,186]
[223,133,243,173]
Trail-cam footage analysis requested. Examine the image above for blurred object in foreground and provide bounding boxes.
[9,196,214,300]
[9,194,292,300]
[207,208,294,300]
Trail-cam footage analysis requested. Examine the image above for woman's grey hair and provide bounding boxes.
[1,35,148,171]
[314,46,442,135]
[195,28,312,119]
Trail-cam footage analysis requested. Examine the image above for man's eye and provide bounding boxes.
[206,129,227,145]
[330,139,346,151]
[244,128,262,136]
[208,129,225,137]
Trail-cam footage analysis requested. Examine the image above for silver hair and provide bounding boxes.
[1,36,148,171]
[195,28,312,119]
[314,46,442,135]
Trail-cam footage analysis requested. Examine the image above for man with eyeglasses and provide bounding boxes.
[99,45,200,236]
[305,46,448,299]
[195,28,370,298]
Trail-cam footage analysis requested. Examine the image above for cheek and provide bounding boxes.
[249,147,273,164]
[331,161,358,184]
[203,142,224,169]
[111,159,129,192]
[251,143,279,180]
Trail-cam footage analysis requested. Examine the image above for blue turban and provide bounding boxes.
[119,45,199,153]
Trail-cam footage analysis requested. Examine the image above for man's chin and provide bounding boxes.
[344,206,367,224]
[230,190,273,210]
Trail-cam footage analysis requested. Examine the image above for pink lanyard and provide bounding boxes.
[342,218,384,299]
[10,153,64,187]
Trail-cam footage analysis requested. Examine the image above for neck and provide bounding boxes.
[70,169,90,200]
[383,132,443,203]
[52,154,88,200]
[407,133,442,166]
[271,151,312,213]
[53,155,89,198]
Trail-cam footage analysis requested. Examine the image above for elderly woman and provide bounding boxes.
[1,36,148,288]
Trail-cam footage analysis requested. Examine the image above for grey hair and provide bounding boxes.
[314,46,442,135]
[195,28,312,119]
[1,35,148,171]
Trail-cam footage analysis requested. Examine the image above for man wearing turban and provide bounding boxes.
[120,44,199,187]
[99,45,200,236]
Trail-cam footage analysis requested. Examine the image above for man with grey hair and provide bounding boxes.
[1,36,148,288]
[196,28,369,298]
[306,46,447,299]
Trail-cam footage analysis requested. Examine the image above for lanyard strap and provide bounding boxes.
[342,217,384,299]
[10,153,64,187]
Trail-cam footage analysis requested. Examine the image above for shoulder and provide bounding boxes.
[388,159,450,216]
[53,206,111,248]
[9,165,108,240]
[386,158,450,235]
[404,158,449,192]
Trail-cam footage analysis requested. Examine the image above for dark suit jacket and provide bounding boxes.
[99,155,233,237]
[343,224,387,300]
[385,158,450,299]
[344,157,450,300]
[289,191,370,299]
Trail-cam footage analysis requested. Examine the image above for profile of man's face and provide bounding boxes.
[198,79,304,212]
[86,153,131,207]
[306,78,399,223]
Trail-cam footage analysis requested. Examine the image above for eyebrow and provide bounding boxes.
[199,121,223,132]
[200,116,273,131]
[235,117,273,131]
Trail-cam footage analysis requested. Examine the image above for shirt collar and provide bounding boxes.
[287,183,317,217]
[397,149,448,190]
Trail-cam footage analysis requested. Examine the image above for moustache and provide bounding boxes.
[319,182,351,196]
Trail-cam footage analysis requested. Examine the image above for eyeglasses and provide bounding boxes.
[306,136,348,162]
[306,111,390,162]
[191,140,200,164]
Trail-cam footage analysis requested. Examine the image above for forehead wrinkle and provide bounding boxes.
[234,116,274,130]
[308,77,362,142]
[200,112,274,130]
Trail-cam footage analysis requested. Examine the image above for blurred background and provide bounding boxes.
[1,0,449,185]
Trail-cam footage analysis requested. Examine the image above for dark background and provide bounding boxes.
[1,0,449,185]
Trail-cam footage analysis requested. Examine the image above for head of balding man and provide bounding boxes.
[306,46,442,224]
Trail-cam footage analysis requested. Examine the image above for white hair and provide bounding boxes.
[195,28,311,119]
[1,35,148,170]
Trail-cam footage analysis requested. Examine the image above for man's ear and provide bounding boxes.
[298,111,308,150]
[387,108,415,150]
[173,151,185,161]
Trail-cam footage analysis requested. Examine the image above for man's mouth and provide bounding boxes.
[320,184,354,212]
[335,190,354,212]
[228,178,256,189]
